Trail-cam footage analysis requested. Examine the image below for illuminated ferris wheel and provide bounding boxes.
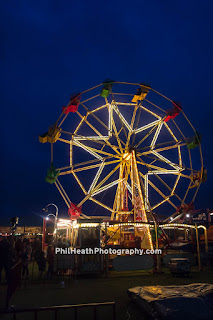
[39,81,205,248]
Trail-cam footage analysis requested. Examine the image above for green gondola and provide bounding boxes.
[45,164,60,184]
[187,131,202,149]
[100,80,114,98]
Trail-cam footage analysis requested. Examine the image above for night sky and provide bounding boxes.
[1,1,213,226]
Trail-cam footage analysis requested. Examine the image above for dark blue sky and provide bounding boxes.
[0,1,213,225]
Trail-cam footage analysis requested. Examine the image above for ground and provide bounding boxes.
[1,266,213,319]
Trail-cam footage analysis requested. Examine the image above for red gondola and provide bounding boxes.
[164,102,181,122]
[63,93,81,114]
[68,203,82,219]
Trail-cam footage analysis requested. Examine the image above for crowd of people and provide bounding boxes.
[0,235,70,283]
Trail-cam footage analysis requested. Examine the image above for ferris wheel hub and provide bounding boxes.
[122,152,131,161]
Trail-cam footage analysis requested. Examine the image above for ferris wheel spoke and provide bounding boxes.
[77,193,93,207]
[56,179,72,205]
[184,174,202,204]
[56,165,72,172]
[92,162,121,194]
[73,141,104,160]
[139,104,162,119]
[76,110,120,155]
[58,137,72,145]
[60,165,104,176]
[80,101,127,156]
[137,160,174,173]
[73,160,120,174]
[89,103,126,153]
[60,157,119,175]
[81,83,104,95]
[73,135,108,143]
[154,173,183,203]
[142,171,182,209]
[131,105,142,147]
[177,145,182,167]
[135,120,182,171]
[79,100,112,135]
[150,121,163,149]
[136,155,178,173]
[181,180,193,204]
[57,159,103,176]
[89,104,109,113]
[88,162,105,193]
[192,183,201,202]
[71,162,121,209]
[147,170,180,175]
[76,110,105,138]
[139,171,177,210]
[55,180,71,208]
[81,93,101,104]
[74,113,88,135]
[125,103,139,149]
[137,138,185,152]
[89,197,114,212]
[58,113,69,128]
[90,103,127,155]
[188,148,193,172]
[59,135,111,149]
[151,199,171,210]
[151,150,182,171]
[163,122,178,142]
[77,179,119,210]
[112,103,131,136]
[178,172,193,180]
[88,106,109,129]
[139,142,185,156]
[172,118,186,139]
[139,175,156,216]
[111,116,125,152]
[133,122,160,149]
[134,120,161,135]
[73,158,102,169]
[72,171,87,195]
[144,98,166,114]
[91,179,123,196]
[84,105,111,136]
[150,88,173,103]
[73,141,121,160]
[73,163,104,174]
[140,152,193,174]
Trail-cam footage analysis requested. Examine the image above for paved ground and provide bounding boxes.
[1,266,213,319]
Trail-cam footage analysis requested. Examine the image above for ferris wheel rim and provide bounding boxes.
[48,82,203,220]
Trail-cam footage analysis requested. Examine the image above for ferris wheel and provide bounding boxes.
[39,81,205,248]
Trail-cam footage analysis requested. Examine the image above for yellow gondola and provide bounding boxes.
[39,125,61,143]
[132,84,150,102]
